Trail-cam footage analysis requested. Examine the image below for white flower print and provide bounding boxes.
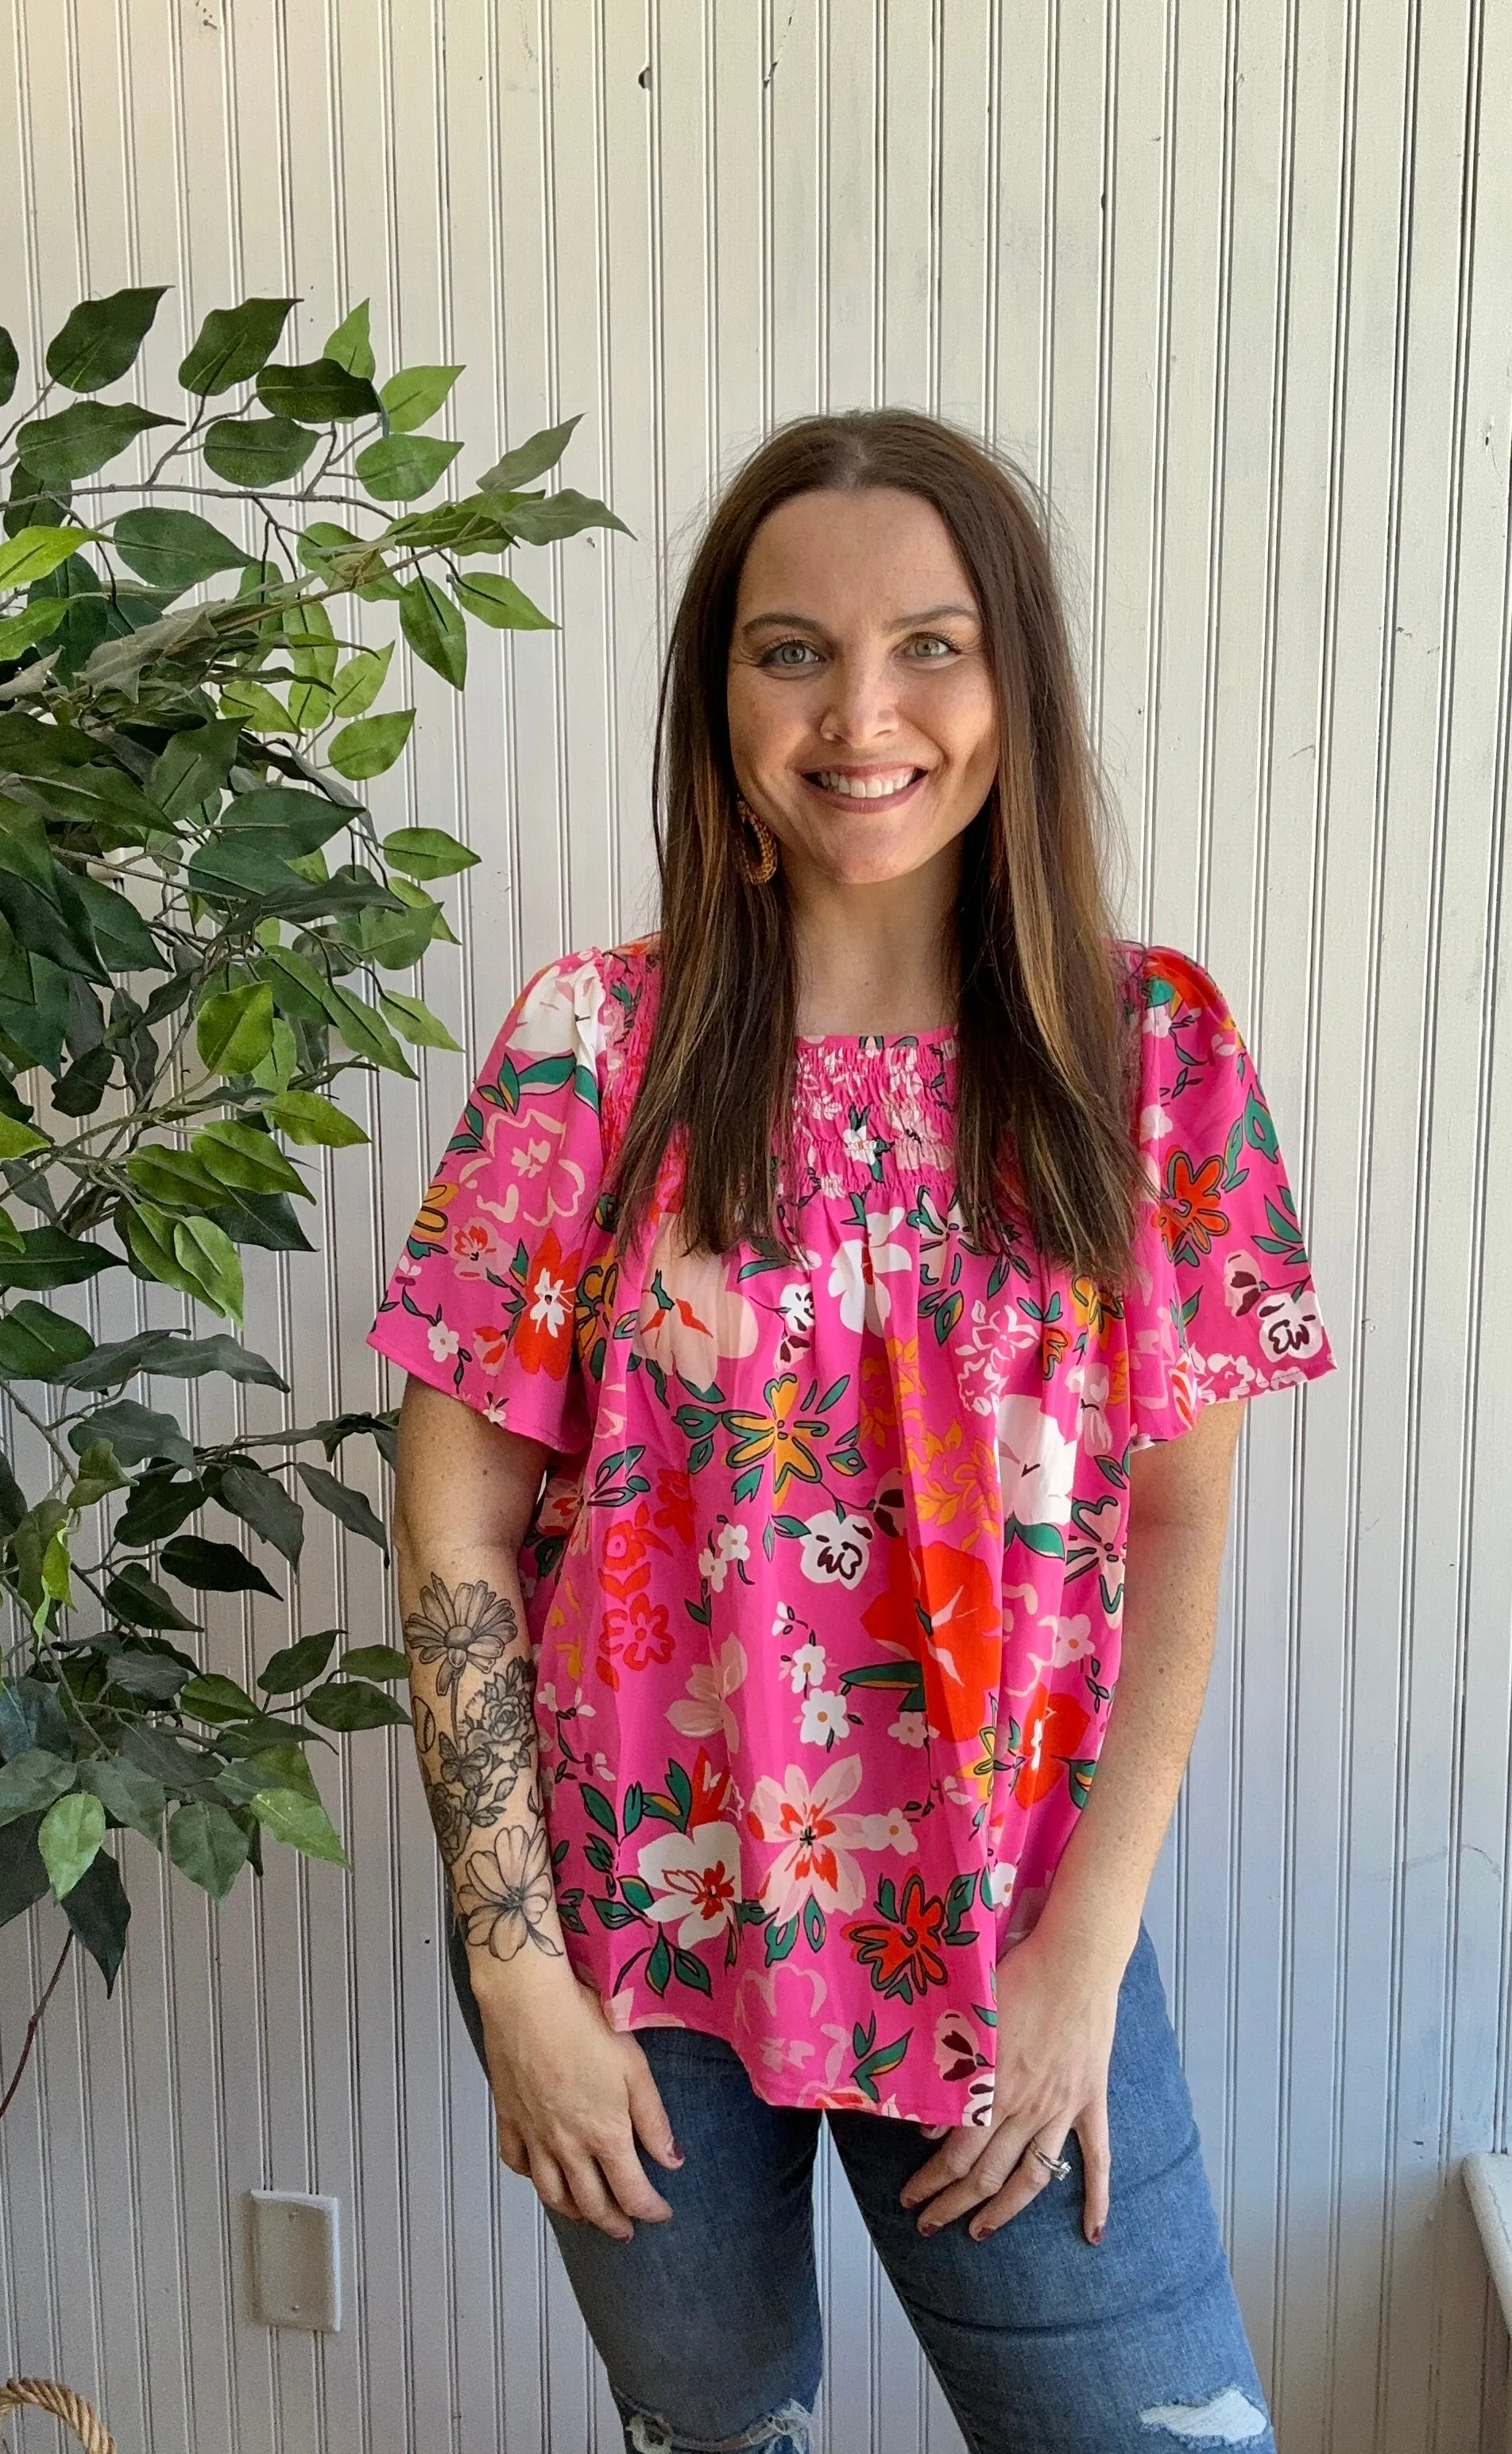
[996,1395,1077,1531]
[427,1320,461,1362]
[697,1520,751,1593]
[528,1267,568,1337]
[1065,1360,1112,1455]
[1047,1613,1094,1669]
[779,1283,814,1336]
[841,1121,882,1168]
[1138,1101,1172,1147]
[887,1710,932,1749]
[1254,1284,1324,1362]
[509,952,605,1063]
[635,1822,741,1945]
[827,1208,911,1334]
[858,1805,917,1856]
[748,1755,884,1919]
[667,1635,748,1751]
[797,1507,872,1589]
[799,1688,849,1748]
[787,1640,827,1694]
[510,1136,553,1179]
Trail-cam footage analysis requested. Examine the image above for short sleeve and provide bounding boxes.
[1126,945,1337,1444]
[366,949,609,1453]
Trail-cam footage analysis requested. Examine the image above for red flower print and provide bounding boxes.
[451,1216,500,1278]
[652,1466,695,1546]
[845,1871,950,2005]
[512,1229,580,1379]
[597,1589,675,1688]
[1011,1681,1091,1807]
[1157,1152,1230,1265]
[1144,946,1224,1022]
[474,1322,507,1372]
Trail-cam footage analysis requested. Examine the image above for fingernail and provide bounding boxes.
[970,2223,994,2243]
[1090,2223,1104,2246]
[918,2220,940,2238]
[668,2140,685,2165]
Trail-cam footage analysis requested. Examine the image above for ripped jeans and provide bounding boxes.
[448,1924,1275,2454]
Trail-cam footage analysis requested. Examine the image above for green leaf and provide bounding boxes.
[296,1461,389,1555]
[324,982,413,1075]
[0,1749,77,1828]
[163,1535,280,1597]
[98,1644,194,1702]
[258,1629,338,1693]
[399,575,466,686]
[192,1118,308,1200]
[105,1562,199,1630]
[114,1470,205,1546]
[180,296,296,395]
[355,433,462,503]
[203,416,318,486]
[478,416,580,494]
[63,1846,130,1988]
[123,1200,207,1301]
[0,327,17,407]
[216,1742,316,1805]
[0,1114,49,1159]
[303,1678,408,1732]
[324,300,376,381]
[172,1216,245,1325]
[269,1090,369,1148]
[40,1790,106,1898]
[0,1299,95,1380]
[497,487,629,546]
[45,286,167,390]
[378,989,462,1051]
[454,570,555,630]
[78,1755,165,1844]
[215,1460,305,1564]
[68,873,162,971]
[197,982,276,1074]
[112,507,253,592]
[167,1798,249,1902]
[381,824,479,881]
[219,782,350,855]
[248,1786,350,1867]
[0,525,92,592]
[380,364,462,432]
[0,1229,117,1290]
[339,1644,409,1682]
[0,598,68,658]
[149,714,241,819]
[69,1437,130,1508]
[125,1144,227,1211]
[328,707,414,780]
[257,358,382,424]
[328,641,393,718]
[17,402,179,486]
[179,1673,261,1723]
[218,679,292,732]
[72,1395,195,1469]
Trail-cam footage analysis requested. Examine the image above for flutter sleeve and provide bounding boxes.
[366,947,608,1453]
[1125,944,1337,1444]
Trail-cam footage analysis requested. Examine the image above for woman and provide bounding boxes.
[369,410,1335,2454]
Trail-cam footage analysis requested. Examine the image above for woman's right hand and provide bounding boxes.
[473,1952,683,2241]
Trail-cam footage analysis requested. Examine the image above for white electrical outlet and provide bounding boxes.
[246,2190,342,2332]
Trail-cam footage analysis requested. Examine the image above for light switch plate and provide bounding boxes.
[246,2190,342,2332]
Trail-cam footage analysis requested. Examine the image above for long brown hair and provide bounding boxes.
[613,408,1145,1290]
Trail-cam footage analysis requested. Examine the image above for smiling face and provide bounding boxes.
[725,486,1000,895]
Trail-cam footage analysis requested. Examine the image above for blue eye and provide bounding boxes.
[761,639,820,668]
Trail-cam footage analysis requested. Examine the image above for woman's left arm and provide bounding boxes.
[901,1394,1247,2243]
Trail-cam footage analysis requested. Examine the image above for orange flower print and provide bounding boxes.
[474,1322,507,1372]
[1010,1681,1090,1807]
[406,1176,457,1257]
[652,1466,695,1546]
[845,1871,950,2005]
[512,1229,580,1379]
[1156,1151,1230,1266]
[451,1215,501,1278]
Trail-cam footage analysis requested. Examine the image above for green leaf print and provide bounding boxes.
[646,1930,674,1994]
[802,1896,826,1953]
[579,1783,617,1837]
[764,1914,799,1967]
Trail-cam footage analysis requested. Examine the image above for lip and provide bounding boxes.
[800,764,929,811]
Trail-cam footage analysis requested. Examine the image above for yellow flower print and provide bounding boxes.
[859,1353,897,1447]
[725,1372,826,1498]
[914,1422,998,1542]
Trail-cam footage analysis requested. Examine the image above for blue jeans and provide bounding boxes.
[447,1924,1274,2453]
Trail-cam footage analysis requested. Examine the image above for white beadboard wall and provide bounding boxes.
[0,3,1509,2450]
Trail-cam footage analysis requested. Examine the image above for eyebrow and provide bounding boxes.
[738,603,979,637]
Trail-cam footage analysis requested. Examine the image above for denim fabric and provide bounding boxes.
[448,1924,1275,2454]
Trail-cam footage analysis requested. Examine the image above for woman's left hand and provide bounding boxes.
[899,1918,1124,2245]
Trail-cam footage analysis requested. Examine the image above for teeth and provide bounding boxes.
[812,770,919,799]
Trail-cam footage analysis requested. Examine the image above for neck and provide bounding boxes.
[786,841,961,1037]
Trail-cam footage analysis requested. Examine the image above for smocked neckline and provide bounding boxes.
[795,1027,957,1049]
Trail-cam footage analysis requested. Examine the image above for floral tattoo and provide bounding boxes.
[403,1573,562,1960]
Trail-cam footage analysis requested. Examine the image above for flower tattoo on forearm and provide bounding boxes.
[404,1572,563,1960]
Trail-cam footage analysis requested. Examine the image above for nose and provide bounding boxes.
[816,645,902,749]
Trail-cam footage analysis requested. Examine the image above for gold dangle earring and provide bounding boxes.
[735,794,779,886]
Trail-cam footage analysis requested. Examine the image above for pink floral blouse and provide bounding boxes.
[369,936,1336,2126]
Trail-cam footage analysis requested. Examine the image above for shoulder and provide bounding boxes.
[496,935,660,1065]
[1109,936,1230,1028]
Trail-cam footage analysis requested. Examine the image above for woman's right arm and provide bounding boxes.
[392,1374,682,2240]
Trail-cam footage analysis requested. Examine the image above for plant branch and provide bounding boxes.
[0,1932,73,2124]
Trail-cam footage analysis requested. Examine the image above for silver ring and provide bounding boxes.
[1029,2141,1073,2181]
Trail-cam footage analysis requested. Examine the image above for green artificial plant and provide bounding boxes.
[0,284,622,2111]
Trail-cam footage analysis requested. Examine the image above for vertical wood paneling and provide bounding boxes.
[2,6,1510,2450]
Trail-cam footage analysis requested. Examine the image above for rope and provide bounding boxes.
[0,2379,117,2454]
